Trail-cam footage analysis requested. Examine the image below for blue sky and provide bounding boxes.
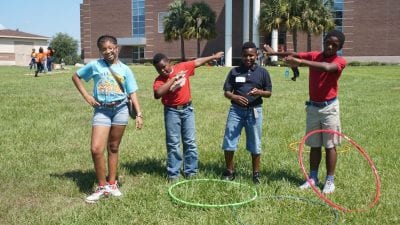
[0,0,82,41]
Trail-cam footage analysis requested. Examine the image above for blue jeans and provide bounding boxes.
[222,105,263,154]
[164,105,198,178]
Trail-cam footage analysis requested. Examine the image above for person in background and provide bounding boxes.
[72,34,143,203]
[152,51,224,182]
[34,47,46,77]
[221,42,272,184]
[46,47,54,72]
[263,30,347,194]
[29,48,37,70]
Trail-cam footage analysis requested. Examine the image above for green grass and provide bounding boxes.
[0,65,399,224]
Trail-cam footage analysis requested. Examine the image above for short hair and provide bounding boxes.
[324,30,345,49]
[153,53,168,65]
[242,41,257,51]
[97,35,118,48]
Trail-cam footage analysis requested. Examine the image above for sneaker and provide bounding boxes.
[322,180,335,194]
[299,178,318,190]
[85,186,108,203]
[106,181,122,197]
[221,170,235,181]
[252,172,261,184]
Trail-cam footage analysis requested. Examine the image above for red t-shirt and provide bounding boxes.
[153,61,195,106]
[298,51,346,102]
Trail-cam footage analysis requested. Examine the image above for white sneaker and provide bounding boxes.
[322,180,335,194]
[299,179,317,190]
[85,186,108,203]
[106,181,122,197]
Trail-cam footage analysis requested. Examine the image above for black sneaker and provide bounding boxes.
[252,172,261,184]
[221,170,235,181]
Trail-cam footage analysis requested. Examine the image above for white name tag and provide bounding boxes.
[235,76,246,83]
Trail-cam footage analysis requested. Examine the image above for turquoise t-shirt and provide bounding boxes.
[77,59,138,103]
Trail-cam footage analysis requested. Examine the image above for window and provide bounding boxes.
[158,12,168,33]
[333,1,344,30]
[132,0,145,38]
[133,46,144,63]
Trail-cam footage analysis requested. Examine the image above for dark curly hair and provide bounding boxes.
[324,30,345,49]
[152,53,168,65]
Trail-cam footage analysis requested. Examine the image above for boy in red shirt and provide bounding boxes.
[152,52,223,182]
[264,30,347,194]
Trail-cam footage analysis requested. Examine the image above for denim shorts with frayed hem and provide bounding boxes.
[92,101,129,126]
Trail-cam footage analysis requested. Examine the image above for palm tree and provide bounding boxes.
[163,0,192,61]
[259,0,287,61]
[187,2,217,57]
[301,0,335,51]
[259,0,287,33]
[285,0,303,52]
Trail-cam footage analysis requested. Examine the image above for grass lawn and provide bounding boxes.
[0,64,399,224]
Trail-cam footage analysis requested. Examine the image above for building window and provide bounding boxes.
[158,12,168,33]
[132,0,145,38]
[333,1,344,31]
[133,46,144,63]
[332,1,344,55]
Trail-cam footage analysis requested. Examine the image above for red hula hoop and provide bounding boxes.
[299,129,381,212]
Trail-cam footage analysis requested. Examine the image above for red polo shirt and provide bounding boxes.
[298,51,346,102]
[153,61,195,106]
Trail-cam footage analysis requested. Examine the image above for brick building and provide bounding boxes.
[80,0,400,65]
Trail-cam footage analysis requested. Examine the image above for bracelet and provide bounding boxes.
[136,113,143,118]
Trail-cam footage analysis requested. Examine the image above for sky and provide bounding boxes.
[0,0,83,41]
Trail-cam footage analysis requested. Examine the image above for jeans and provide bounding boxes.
[164,105,198,178]
[222,105,263,154]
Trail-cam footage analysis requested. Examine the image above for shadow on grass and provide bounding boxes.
[121,158,165,178]
[198,160,226,177]
[50,170,96,193]
[263,169,305,186]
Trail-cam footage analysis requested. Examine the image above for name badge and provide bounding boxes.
[235,76,246,83]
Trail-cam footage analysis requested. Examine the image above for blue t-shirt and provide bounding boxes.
[77,59,138,103]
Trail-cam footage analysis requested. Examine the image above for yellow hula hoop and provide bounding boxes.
[289,141,351,154]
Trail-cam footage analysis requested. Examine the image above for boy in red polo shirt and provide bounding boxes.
[264,30,347,194]
[152,52,224,182]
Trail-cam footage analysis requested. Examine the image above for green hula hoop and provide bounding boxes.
[168,179,258,208]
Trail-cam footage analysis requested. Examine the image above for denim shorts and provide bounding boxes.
[92,100,129,126]
[222,105,263,154]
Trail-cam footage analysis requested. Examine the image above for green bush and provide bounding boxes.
[348,61,361,66]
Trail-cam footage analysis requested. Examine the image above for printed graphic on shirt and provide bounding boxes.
[96,71,124,95]
[169,70,187,92]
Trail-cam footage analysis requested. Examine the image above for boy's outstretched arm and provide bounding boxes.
[262,44,299,58]
[194,51,224,67]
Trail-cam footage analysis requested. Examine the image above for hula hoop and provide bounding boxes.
[299,129,381,212]
[290,141,351,154]
[168,179,258,208]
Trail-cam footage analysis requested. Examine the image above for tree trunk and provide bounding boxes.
[197,38,201,58]
[180,35,186,61]
[307,32,312,52]
[292,29,298,52]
